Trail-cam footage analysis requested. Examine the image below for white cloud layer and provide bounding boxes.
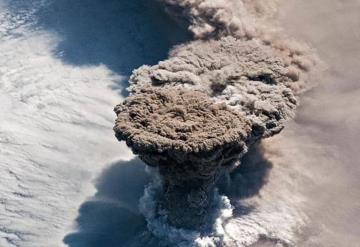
[0,1,133,246]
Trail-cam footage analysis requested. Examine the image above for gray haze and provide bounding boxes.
[275,1,360,246]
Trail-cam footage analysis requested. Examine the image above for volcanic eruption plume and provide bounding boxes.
[113,0,318,244]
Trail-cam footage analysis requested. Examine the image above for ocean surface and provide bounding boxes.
[0,0,359,246]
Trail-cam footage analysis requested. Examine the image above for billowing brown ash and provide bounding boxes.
[129,37,300,139]
[114,87,252,228]
[110,0,320,243]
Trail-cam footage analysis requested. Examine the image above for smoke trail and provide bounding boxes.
[158,0,318,86]
[114,0,320,246]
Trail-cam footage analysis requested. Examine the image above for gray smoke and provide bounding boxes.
[159,0,318,78]
[113,0,319,244]
[160,0,255,39]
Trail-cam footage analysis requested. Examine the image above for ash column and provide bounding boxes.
[114,88,251,229]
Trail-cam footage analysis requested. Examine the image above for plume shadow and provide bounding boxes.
[221,142,273,216]
[34,0,191,96]
[63,144,272,247]
[63,158,158,247]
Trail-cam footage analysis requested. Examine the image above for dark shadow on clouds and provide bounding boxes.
[64,144,272,247]
[221,143,273,217]
[229,143,272,199]
[63,158,161,247]
[34,0,191,96]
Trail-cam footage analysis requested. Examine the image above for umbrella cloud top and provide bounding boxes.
[114,87,251,154]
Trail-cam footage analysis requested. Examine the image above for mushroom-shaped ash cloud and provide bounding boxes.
[114,87,252,228]
[111,0,319,242]
[113,37,306,230]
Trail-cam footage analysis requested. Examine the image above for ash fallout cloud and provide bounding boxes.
[113,0,318,244]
